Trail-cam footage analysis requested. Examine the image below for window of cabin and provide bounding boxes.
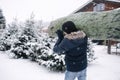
[93,3,105,11]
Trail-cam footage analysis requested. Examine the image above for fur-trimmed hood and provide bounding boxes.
[64,31,86,40]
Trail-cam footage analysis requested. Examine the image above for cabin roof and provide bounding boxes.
[72,0,120,14]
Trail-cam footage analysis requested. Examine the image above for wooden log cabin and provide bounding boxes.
[73,0,120,13]
[72,0,120,54]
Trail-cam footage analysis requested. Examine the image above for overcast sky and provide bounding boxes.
[0,0,89,23]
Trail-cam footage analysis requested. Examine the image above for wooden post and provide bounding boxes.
[107,40,111,54]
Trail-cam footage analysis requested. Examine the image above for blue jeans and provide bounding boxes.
[64,69,87,80]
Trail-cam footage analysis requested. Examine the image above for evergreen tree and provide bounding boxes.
[87,39,97,63]
[35,35,66,71]
[10,16,39,59]
[0,9,6,29]
[0,20,19,51]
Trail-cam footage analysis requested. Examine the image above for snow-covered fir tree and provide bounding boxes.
[35,35,66,71]
[0,19,19,51]
[10,17,40,59]
[0,9,6,30]
[0,9,6,50]
[87,39,96,63]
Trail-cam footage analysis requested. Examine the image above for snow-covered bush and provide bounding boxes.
[38,53,65,72]
[35,36,65,71]
[0,38,11,51]
[0,20,19,51]
[0,8,6,29]
[10,39,29,59]
[87,39,96,63]
[9,18,39,59]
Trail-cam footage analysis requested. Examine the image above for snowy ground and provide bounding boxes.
[0,45,120,80]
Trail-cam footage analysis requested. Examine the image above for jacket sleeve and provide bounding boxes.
[53,38,66,54]
[53,37,86,54]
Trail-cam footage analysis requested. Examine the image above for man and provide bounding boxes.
[53,21,88,80]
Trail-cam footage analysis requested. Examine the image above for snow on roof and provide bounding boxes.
[71,0,93,14]
[107,0,120,2]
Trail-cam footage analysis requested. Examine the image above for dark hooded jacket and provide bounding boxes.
[53,31,88,72]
